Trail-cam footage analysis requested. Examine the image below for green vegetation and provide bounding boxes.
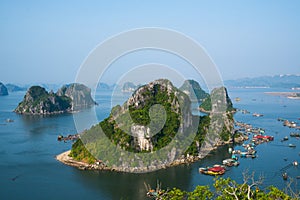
[129,85,180,150]
[69,139,96,164]
[159,177,297,199]
[70,80,234,169]
[15,86,72,114]
[185,115,210,156]
[199,96,212,111]
[15,83,96,114]
[200,87,236,113]
[180,80,209,102]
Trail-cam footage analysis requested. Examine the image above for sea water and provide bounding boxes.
[0,88,299,199]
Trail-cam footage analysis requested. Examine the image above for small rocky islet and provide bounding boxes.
[14,83,97,115]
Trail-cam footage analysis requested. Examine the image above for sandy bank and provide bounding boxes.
[56,150,90,170]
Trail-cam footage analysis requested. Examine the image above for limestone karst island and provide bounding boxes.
[14,83,97,115]
[56,79,240,173]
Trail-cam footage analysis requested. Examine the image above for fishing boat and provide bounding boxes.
[289,144,296,148]
[282,172,288,180]
[253,135,274,141]
[199,165,226,176]
[235,97,241,102]
[278,118,286,122]
[293,161,298,166]
[253,113,264,117]
[290,132,300,137]
[6,118,14,123]
[222,159,240,167]
[281,136,289,142]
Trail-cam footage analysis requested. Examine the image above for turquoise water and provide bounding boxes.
[0,88,299,199]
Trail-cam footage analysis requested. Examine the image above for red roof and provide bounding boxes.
[209,166,225,172]
[253,135,273,139]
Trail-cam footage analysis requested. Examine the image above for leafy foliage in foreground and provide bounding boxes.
[159,177,296,200]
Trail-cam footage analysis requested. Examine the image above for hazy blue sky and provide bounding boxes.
[1,1,300,85]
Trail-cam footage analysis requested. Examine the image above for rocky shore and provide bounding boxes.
[56,150,110,171]
[56,134,248,173]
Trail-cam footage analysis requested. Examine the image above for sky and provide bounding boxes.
[1,1,300,85]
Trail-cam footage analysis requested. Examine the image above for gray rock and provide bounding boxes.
[57,83,97,110]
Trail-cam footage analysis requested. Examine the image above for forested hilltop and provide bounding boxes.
[15,83,96,115]
[69,79,237,172]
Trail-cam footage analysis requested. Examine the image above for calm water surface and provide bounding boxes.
[0,88,299,199]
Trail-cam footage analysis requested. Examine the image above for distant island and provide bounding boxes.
[265,92,300,100]
[225,74,300,89]
[57,79,241,173]
[15,83,96,115]
[97,82,116,90]
[0,82,8,96]
[5,83,27,92]
[121,81,138,92]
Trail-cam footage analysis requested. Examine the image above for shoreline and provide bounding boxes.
[55,150,110,171]
[56,135,247,173]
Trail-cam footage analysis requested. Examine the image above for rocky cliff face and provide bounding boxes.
[15,83,96,115]
[180,80,209,102]
[57,83,97,110]
[0,82,8,96]
[110,79,193,152]
[199,87,235,158]
[199,86,235,113]
[14,86,71,114]
[131,125,152,151]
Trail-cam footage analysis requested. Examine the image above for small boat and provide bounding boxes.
[199,165,226,176]
[289,144,296,148]
[222,159,239,167]
[281,136,289,142]
[290,132,300,137]
[57,135,63,141]
[282,172,288,180]
[232,150,241,155]
[293,161,298,166]
[231,154,238,160]
[240,152,247,158]
[6,118,14,123]
[253,113,264,117]
[235,97,241,102]
[253,135,274,141]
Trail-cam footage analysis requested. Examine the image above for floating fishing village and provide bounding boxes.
[198,108,300,182]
